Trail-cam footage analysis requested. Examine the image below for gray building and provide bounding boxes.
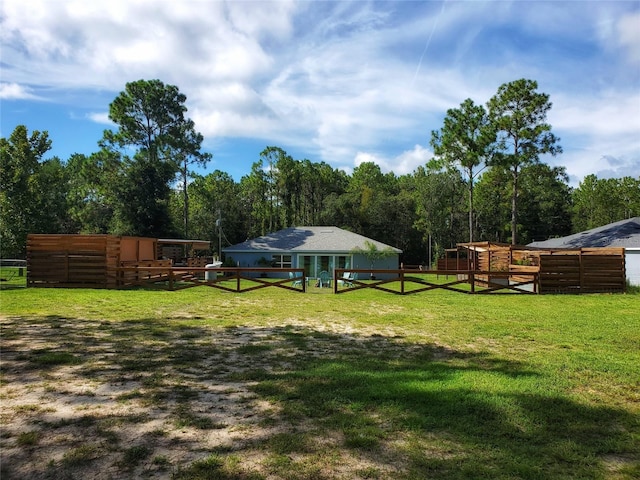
[528,217,640,286]
[223,226,402,279]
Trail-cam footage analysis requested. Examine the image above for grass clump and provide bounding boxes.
[173,454,265,480]
[16,431,40,446]
[30,350,82,366]
[61,444,100,466]
[121,444,151,468]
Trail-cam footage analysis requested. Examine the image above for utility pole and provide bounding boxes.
[216,209,222,262]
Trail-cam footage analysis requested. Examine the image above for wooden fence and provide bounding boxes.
[27,234,159,288]
[437,257,470,270]
[27,234,120,288]
[26,235,626,294]
[116,267,307,293]
[538,248,626,293]
[333,269,538,295]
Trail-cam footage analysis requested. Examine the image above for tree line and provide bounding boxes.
[2,79,639,263]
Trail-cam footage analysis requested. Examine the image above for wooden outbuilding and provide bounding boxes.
[26,234,210,288]
[448,242,626,293]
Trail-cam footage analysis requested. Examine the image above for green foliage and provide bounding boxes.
[30,351,82,366]
[104,79,186,161]
[339,162,415,251]
[412,162,466,259]
[121,445,151,467]
[65,151,120,233]
[185,170,247,254]
[487,78,562,244]
[516,163,572,243]
[110,153,177,237]
[101,79,208,238]
[474,163,573,244]
[0,125,54,257]
[350,240,396,268]
[431,98,496,241]
[475,166,512,242]
[572,174,640,232]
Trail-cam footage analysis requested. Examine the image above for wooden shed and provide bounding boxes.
[452,242,626,293]
[27,234,160,288]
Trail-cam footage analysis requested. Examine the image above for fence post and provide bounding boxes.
[470,272,475,294]
[236,268,241,292]
[400,269,405,294]
[169,268,174,290]
[579,251,584,293]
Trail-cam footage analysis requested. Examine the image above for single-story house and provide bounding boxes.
[528,217,640,286]
[222,226,402,279]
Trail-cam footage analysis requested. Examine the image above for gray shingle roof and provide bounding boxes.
[223,226,402,253]
[528,217,640,249]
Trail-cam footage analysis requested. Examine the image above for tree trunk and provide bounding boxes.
[511,167,518,245]
[182,163,188,238]
[468,178,474,243]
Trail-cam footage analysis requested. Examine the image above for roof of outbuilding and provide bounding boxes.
[223,226,402,253]
[527,217,640,249]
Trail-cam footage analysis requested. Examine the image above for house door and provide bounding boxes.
[299,255,352,278]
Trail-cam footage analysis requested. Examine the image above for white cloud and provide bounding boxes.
[354,144,432,176]
[0,0,280,89]
[617,11,640,64]
[0,82,40,100]
[226,0,297,40]
[86,112,114,125]
[551,92,640,138]
[548,90,640,184]
[1,0,638,186]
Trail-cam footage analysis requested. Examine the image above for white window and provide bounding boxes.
[271,254,292,268]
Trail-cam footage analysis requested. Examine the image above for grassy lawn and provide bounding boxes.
[0,267,27,290]
[0,285,638,479]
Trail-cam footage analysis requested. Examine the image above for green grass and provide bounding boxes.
[0,266,26,289]
[0,286,638,479]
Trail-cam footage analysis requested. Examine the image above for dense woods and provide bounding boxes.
[2,79,639,262]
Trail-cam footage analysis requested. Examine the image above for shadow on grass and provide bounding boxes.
[0,316,637,479]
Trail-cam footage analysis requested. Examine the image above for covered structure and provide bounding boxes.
[158,238,212,266]
[27,234,210,288]
[444,241,627,293]
[528,217,640,287]
[223,226,401,279]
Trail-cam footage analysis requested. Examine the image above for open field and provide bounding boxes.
[1,287,639,479]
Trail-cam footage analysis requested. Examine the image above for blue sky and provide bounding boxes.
[1,0,639,186]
